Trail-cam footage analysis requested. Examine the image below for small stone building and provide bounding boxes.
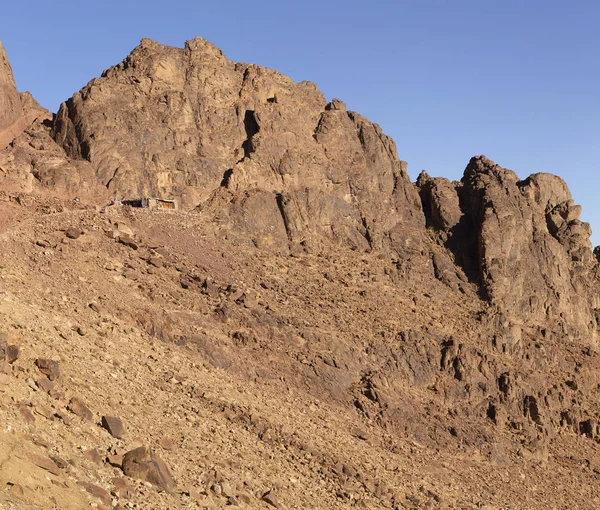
[121,198,178,210]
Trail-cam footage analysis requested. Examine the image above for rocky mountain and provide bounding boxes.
[0,38,600,509]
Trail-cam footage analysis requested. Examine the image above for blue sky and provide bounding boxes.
[4,1,600,244]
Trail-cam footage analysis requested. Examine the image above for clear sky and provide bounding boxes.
[3,1,600,244]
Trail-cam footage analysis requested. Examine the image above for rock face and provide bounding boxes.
[418,156,600,346]
[0,42,50,152]
[53,38,425,255]
[461,157,598,343]
[0,41,23,144]
[0,43,104,198]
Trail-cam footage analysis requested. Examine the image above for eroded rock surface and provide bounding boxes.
[53,38,425,256]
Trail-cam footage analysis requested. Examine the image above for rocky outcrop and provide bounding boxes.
[0,42,22,125]
[461,156,599,344]
[0,43,103,198]
[53,38,425,256]
[51,39,600,345]
[418,156,600,345]
[0,41,25,149]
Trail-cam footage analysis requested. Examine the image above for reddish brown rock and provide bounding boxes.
[107,454,124,468]
[84,448,103,465]
[68,396,93,421]
[101,415,125,438]
[5,345,20,363]
[122,446,175,493]
[18,405,35,424]
[36,377,54,394]
[117,234,138,250]
[77,481,112,505]
[65,227,83,239]
[35,358,60,381]
[0,361,10,374]
[262,490,280,508]
[158,437,175,451]
[111,477,134,499]
[29,453,61,476]
[8,483,24,497]
[147,257,164,268]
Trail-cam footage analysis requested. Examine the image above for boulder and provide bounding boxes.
[122,446,175,493]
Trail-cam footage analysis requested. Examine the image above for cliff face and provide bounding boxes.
[0,41,25,149]
[419,156,600,346]
[52,38,425,255]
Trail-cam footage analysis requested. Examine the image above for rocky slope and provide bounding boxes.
[0,38,600,509]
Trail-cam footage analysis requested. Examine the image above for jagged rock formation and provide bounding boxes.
[0,41,24,148]
[418,156,600,346]
[53,38,425,256]
[37,38,600,445]
[0,41,103,198]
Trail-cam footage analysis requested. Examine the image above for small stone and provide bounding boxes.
[36,359,60,381]
[221,482,234,498]
[68,396,93,421]
[262,490,280,508]
[65,227,83,240]
[29,453,61,476]
[76,326,86,336]
[202,279,220,298]
[49,455,69,470]
[148,257,164,268]
[18,405,35,424]
[36,240,51,248]
[107,454,124,468]
[77,481,111,505]
[84,448,103,465]
[6,345,20,363]
[34,405,55,419]
[8,483,24,497]
[111,477,134,499]
[123,270,139,280]
[0,361,10,374]
[236,290,258,308]
[101,415,125,438]
[36,377,55,394]
[158,437,175,451]
[237,491,253,504]
[55,410,72,425]
[122,446,175,493]
[117,234,138,250]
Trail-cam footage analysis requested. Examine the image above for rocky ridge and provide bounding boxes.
[0,38,599,509]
